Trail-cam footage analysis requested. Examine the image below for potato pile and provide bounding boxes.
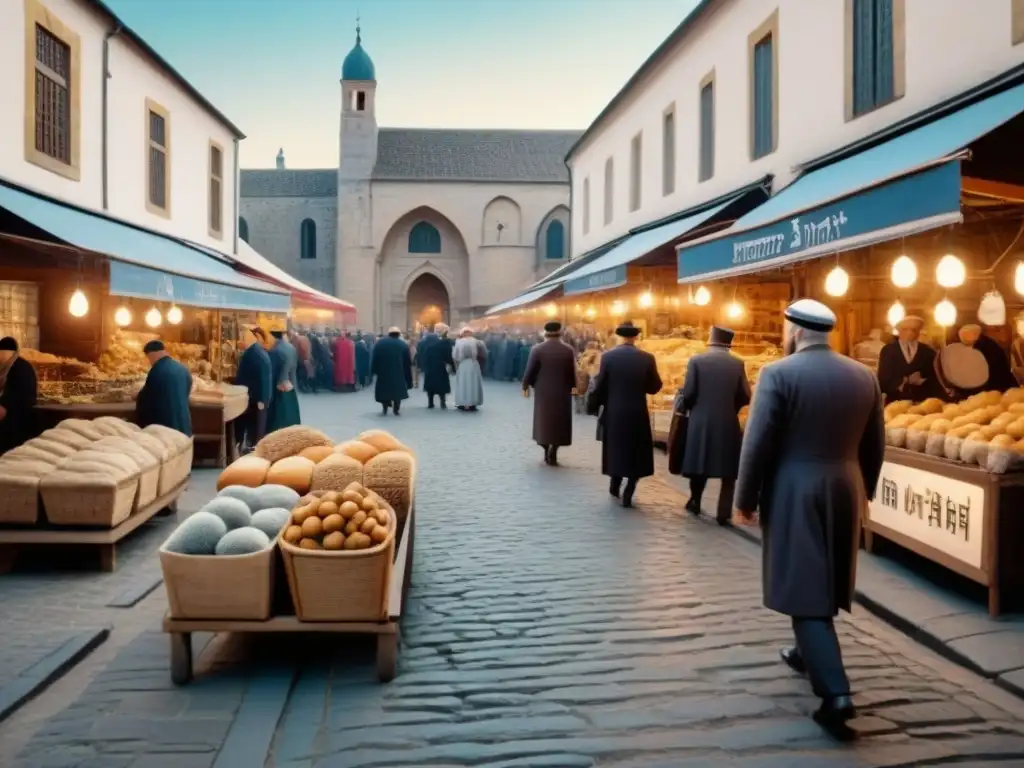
[282,483,392,551]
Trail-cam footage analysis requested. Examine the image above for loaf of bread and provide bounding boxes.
[265,455,316,494]
[217,455,272,490]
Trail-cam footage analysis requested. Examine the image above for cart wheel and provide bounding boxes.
[376,631,398,683]
[170,632,193,685]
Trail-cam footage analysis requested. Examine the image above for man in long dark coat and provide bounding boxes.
[268,331,301,430]
[355,333,371,389]
[734,299,885,737]
[522,321,576,466]
[371,327,412,415]
[676,326,751,525]
[136,340,193,436]
[876,314,940,403]
[418,323,454,409]
[0,336,38,455]
[235,327,272,452]
[588,321,662,507]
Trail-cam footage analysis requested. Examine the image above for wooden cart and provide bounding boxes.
[163,499,416,684]
[0,480,187,573]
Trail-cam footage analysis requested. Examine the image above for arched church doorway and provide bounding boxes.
[406,273,449,331]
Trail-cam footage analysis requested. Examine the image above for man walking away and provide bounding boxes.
[371,327,412,415]
[734,299,885,738]
[419,323,454,409]
[522,321,576,466]
[678,326,751,525]
[587,321,662,506]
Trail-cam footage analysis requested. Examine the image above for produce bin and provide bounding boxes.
[160,540,278,621]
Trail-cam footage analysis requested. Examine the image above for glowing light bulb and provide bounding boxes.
[693,285,711,306]
[68,289,89,318]
[585,306,596,318]
[543,303,557,318]
[638,291,653,309]
[887,301,905,328]
[934,299,957,327]
[671,296,680,307]
[166,305,183,325]
[824,266,850,297]
[145,307,162,328]
[935,254,966,289]
[113,306,132,327]
[725,301,743,320]
[1015,262,1024,296]
[610,300,627,316]
[891,255,918,289]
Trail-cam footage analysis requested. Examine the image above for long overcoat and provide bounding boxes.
[590,344,663,478]
[371,335,412,404]
[418,333,454,396]
[235,342,272,446]
[355,338,371,386]
[522,337,576,447]
[735,345,885,618]
[268,339,301,430]
[136,355,193,436]
[0,356,38,455]
[680,347,751,479]
[333,336,356,387]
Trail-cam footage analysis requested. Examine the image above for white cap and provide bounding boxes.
[784,298,837,332]
[895,315,924,331]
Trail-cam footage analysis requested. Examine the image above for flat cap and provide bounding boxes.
[784,299,836,332]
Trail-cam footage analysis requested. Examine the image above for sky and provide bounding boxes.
[101,0,697,169]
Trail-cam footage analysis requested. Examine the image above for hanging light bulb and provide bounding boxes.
[585,306,596,319]
[725,301,744,320]
[935,254,966,289]
[891,255,918,289]
[145,307,162,328]
[68,289,89,318]
[824,265,850,297]
[1015,262,1024,296]
[166,305,183,325]
[693,285,711,306]
[638,291,653,309]
[113,306,132,327]
[671,296,681,307]
[610,300,627,316]
[887,301,906,328]
[543,303,557,318]
[934,299,957,327]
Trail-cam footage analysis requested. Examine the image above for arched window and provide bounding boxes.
[238,216,249,243]
[300,218,316,260]
[545,219,565,260]
[408,221,441,254]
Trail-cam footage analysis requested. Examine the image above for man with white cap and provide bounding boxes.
[876,313,938,403]
[734,298,885,737]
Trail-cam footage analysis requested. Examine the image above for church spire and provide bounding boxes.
[356,14,361,45]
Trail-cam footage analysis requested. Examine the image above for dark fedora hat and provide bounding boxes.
[615,320,641,338]
[543,320,562,334]
[708,326,735,347]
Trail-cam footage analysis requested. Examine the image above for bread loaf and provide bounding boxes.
[143,424,192,452]
[362,450,415,524]
[298,445,334,464]
[254,426,332,464]
[333,440,379,464]
[91,416,139,438]
[217,455,272,490]
[311,453,363,493]
[55,418,106,442]
[266,456,316,494]
[40,428,93,450]
[356,429,404,453]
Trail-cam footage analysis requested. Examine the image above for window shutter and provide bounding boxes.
[753,37,773,157]
[699,82,714,181]
[873,0,895,105]
[851,0,876,116]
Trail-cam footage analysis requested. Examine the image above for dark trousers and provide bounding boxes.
[793,617,850,699]
[238,406,267,452]
[381,401,400,414]
[427,393,446,408]
[688,476,735,521]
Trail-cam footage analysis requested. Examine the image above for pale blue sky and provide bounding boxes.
[102,0,697,168]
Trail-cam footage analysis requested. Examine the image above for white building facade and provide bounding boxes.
[568,0,1024,259]
[0,0,244,254]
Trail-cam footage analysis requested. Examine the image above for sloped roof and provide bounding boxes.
[240,170,338,198]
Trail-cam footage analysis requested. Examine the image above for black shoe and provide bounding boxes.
[428,400,435,409]
[813,695,856,740]
[440,398,447,409]
[381,405,389,415]
[549,447,559,466]
[685,498,701,515]
[393,405,401,415]
[622,481,637,508]
[609,479,621,498]
[543,446,552,465]
[780,646,806,675]
[716,516,733,527]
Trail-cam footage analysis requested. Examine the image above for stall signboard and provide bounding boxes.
[868,460,985,569]
[109,261,291,313]
[563,265,628,296]
[677,160,962,283]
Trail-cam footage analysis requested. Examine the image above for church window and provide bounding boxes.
[409,221,441,254]
[545,220,565,260]
[238,216,249,243]
[146,99,171,215]
[352,90,366,112]
[300,218,316,259]
[208,141,223,238]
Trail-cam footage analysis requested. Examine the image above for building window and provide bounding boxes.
[629,133,642,212]
[300,218,316,259]
[146,99,171,215]
[24,1,81,180]
[351,90,366,112]
[603,157,614,225]
[662,107,675,196]
[208,142,223,238]
[749,11,779,159]
[582,177,591,235]
[545,220,566,260]
[1015,0,1024,44]
[699,74,715,182]
[408,221,441,253]
[239,217,249,243]
[848,0,905,118]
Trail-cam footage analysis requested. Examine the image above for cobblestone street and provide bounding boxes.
[3,384,1024,767]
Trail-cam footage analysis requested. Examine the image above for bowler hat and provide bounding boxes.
[615,321,640,338]
[708,326,735,347]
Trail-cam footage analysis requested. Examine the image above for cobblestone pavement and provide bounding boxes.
[5,383,1024,767]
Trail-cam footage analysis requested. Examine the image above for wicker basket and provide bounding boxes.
[160,539,277,620]
[159,442,194,497]
[134,465,161,511]
[41,474,139,527]
[280,502,397,621]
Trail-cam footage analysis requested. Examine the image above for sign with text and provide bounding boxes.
[677,159,962,282]
[109,261,290,313]
[868,460,985,569]
[563,264,628,296]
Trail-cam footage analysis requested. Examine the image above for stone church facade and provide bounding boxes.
[239,28,579,331]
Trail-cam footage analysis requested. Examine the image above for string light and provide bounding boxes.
[934,299,957,327]
[114,306,132,327]
[145,307,162,328]
[68,289,89,318]
[166,305,183,325]
[935,254,966,289]
[887,301,905,328]
[824,266,850,297]
[693,285,711,306]
[891,255,918,289]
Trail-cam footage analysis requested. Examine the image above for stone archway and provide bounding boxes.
[406,272,450,331]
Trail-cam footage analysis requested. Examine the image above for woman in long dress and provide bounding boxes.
[453,327,485,411]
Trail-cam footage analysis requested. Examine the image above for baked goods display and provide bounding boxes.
[884,388,1024,473]
[281,484,393,551]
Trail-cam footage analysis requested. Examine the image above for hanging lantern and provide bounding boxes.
[113,306,132,327]
[891,255,918,289]
[935,254,966,289]
[68,289,89,318]
[145,307,162,328]
[887,301,906,329]
[1015,262,1024,296]
[638,291,653,309]
[166,305,184,325]
[725,301,744,320]
[693,285,711,306]
[934,299,957,327]
[824,266,850,297]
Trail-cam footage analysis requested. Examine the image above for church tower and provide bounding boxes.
[336,23,378,327]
